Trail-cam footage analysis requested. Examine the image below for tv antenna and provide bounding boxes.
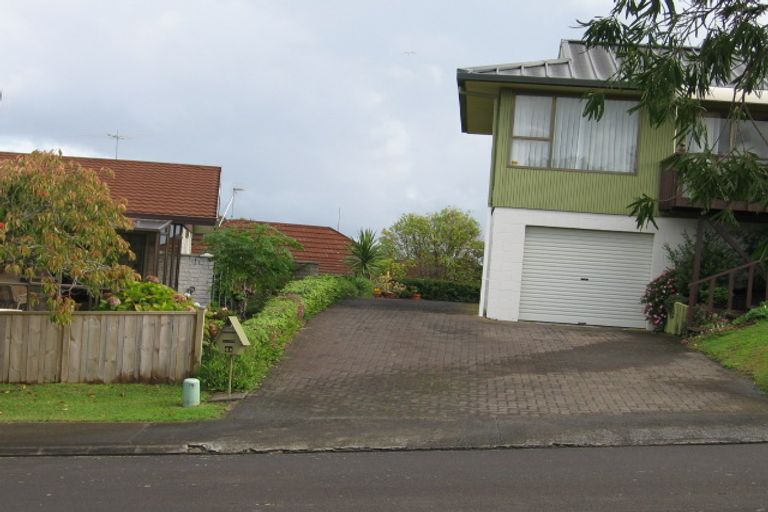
[106,130,127,159]
[218,187,246,226]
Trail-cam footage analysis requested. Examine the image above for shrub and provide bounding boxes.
[199,298,301,392]
[399,277,480,303]
[665,231,740,297]
[204,223,301,316]
[732,301,768,326]
[281,275,361,317]
[198,275,371,391]
[98,279,195,311]
[641,270,679,330]
[0,151,136,323]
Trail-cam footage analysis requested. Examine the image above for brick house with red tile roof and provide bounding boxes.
[193,219,353,276]
[0,152,221,299]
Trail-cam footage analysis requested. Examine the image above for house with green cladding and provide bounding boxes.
[457,40,768,329]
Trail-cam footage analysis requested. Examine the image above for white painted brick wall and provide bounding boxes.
[177,255,214,307]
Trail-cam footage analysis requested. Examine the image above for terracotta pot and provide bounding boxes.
[411,293,422,300]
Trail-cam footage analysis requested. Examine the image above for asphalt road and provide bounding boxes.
[2,444,768,511]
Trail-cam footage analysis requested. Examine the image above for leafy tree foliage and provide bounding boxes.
[204,223,302,316]
[665,229,741,295]
[580,0,768,227]
[0,151,136,322]
[346,228,384,279]
[381,208,483,282]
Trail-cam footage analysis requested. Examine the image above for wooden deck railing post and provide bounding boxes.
[727,272,735,311]
[687,217,706,326]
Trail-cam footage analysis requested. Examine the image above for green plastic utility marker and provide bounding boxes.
[182,378,200,407]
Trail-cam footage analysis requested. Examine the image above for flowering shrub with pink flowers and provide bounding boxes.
[641,270,679,330]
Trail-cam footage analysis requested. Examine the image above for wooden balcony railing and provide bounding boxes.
[659,164,768,214]
[688,260,766,312]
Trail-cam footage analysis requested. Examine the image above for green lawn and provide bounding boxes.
[0,383,228,423]
[694,319,768,392]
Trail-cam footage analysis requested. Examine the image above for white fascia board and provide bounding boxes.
[703,87,768,104]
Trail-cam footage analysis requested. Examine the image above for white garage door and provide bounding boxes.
[519,227,653,328]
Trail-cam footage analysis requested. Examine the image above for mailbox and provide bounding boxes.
[215,316,250,356]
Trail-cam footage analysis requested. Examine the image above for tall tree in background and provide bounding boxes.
[347,228,384,279]
[204,224,301,316]
[0,151,137,323]
[381,207,483,282]
[580,0,768,228]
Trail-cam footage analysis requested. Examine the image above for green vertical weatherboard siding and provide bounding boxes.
[490,90,675,215]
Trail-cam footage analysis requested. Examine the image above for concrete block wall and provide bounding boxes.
[178,254,214,307]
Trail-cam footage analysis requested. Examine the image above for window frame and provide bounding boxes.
[687,106,768,157]
[507,92,641,175]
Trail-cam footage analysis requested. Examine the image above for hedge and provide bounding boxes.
[198,275,371,391]
[399,277,480,303]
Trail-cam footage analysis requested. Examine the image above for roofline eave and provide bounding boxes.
[457,70,633,91]
[125,212,219,226]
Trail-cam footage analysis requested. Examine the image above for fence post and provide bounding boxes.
[191,308,206,373]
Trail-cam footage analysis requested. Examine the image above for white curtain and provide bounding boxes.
[510,96,552,167]
[688,116,729,153]
[734,119,768,158]
[551,97,638,172]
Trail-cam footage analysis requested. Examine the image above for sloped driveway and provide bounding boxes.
[211,299,768,451]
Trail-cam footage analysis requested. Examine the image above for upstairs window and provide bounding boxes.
[687,115,768,158]
[509,95,640,173]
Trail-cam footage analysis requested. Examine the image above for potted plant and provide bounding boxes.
[409,286,421,300]
[393,282,410,299]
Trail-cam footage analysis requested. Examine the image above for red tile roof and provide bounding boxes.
[0,152,221,225]
[194,219,353,276]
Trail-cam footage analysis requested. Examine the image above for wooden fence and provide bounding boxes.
[0,310,205,384]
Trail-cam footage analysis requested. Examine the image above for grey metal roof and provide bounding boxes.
[458,40,621,86]
[458,40,764,90]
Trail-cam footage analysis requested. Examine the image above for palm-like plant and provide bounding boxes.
[347,228,383,279]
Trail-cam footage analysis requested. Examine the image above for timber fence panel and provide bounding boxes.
[42,320,60,383]
[0,311,203,384]
[0,316,9,382]
[9,315,25,382]
[26,315,42,383]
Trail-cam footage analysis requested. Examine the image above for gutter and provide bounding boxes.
[456,70,633,91]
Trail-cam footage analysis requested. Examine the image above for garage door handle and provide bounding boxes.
[580,277,589,281]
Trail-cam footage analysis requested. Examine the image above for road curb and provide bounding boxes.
[0,444,190,457]
[2,435,768,457]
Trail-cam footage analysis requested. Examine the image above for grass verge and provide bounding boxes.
[0,383,228,423]
[692,319,768,392]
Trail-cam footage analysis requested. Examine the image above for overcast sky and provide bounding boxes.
[0,0,612,237]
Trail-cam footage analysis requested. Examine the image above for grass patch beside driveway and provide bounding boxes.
[693,320,768,393]
[0,383,228,423]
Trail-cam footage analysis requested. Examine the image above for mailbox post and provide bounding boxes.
[215,316,251,396]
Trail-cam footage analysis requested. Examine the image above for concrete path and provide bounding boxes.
[2,298,768,455]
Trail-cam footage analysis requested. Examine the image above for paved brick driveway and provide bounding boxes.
[222,299,768,451]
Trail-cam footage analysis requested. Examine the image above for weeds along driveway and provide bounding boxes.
[205,298,768,452]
